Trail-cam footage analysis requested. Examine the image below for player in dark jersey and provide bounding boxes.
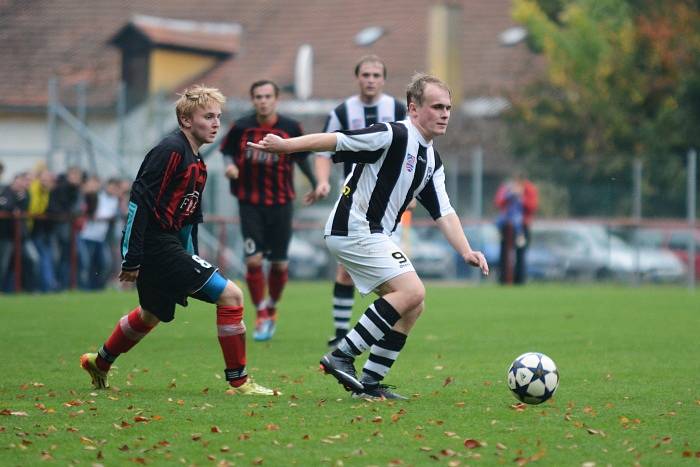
[80,85,277,396]
[312,55,407,349]
[220,80,316,342]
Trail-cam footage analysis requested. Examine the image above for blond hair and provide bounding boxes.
[175,85,226,126]
[406,73,451,107]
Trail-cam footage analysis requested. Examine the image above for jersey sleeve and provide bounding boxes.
[315,110,343,159]
[416,152,455,220]
[332,123,392,164]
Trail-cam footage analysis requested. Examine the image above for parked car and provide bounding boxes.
[403,225,455,279]
[529,222,686,283]
[613,226,700,280]
[288,235,329,279]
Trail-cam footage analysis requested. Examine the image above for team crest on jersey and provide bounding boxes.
[405,153,416,173]
[179,191,200,215]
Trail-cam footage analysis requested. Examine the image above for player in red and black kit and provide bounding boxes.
[221,79,317,341]
[80,85,277,396]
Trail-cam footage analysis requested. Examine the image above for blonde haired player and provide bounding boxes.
[80,85,277,396]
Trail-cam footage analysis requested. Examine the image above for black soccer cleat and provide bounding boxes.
[319,351,364,392]
[352,382,408,401]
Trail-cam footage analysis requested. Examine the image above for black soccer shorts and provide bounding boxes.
[136,229,225,322]
[238,202,293,262]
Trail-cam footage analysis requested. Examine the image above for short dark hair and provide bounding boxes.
[250,80,279,98]
[354,55,387,79]
[406,73,451,107]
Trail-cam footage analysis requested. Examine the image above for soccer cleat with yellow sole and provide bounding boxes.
[226,379,280,396]
[80,353,109,389]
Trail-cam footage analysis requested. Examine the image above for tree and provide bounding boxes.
[507,0,700,216]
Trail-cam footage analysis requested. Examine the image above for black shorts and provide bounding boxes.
[239,202,293,262]
[136,229,219,322]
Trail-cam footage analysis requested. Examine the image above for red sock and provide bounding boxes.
[216,305,248,387]
[98,307,156,370]
[267,268,288,318]
[245,265,266,317]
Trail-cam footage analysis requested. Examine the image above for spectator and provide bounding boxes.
[0,172,39,291]
[78,177,121,290]
[494,173,538,285]
[48,166,84,290]
[29,168,57,292]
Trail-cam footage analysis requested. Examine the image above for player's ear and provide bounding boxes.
[180,114,192,129]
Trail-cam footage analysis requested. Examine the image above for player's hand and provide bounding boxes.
[247,134,286,153]
[464,251,489,276]
[224,164,239,179]
[302,189,318,206]
[315,181,331,199]
[119,269,139,282]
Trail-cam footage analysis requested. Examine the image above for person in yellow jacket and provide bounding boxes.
[28,165,57,291]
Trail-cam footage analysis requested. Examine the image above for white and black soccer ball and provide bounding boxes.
[507,352,559,405]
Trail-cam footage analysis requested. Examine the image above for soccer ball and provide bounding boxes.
[507,352,559,405]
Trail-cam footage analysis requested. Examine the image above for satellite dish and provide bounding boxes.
[499,26,527,46]
[295,44,313,100]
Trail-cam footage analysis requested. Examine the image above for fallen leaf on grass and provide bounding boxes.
[586,428,606,437]
[266,424,279,431]
[211,426,221,433]
[443,376,454,387]
[1,409,28,416]
[510,403,527,412]
[464,439,482,448]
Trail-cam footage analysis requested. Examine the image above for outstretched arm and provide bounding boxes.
[435,213,489,276]
[248,133,338,154]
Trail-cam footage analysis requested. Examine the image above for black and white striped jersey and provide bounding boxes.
[318,94,406,177]
[324,120,454,237]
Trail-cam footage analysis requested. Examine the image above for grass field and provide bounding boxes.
[1,283,699,466]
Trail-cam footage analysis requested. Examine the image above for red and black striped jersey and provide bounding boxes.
[220,114,310,206]
[121,130,206,270]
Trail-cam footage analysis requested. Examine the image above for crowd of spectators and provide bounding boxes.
[0,160,131,293]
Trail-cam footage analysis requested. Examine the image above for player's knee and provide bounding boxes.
[270,261,288,273]
[217,280,244,307]
[245,254,263,269]
[138,307,161,326]
[405,283,425,310]
[336,266,353,284]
